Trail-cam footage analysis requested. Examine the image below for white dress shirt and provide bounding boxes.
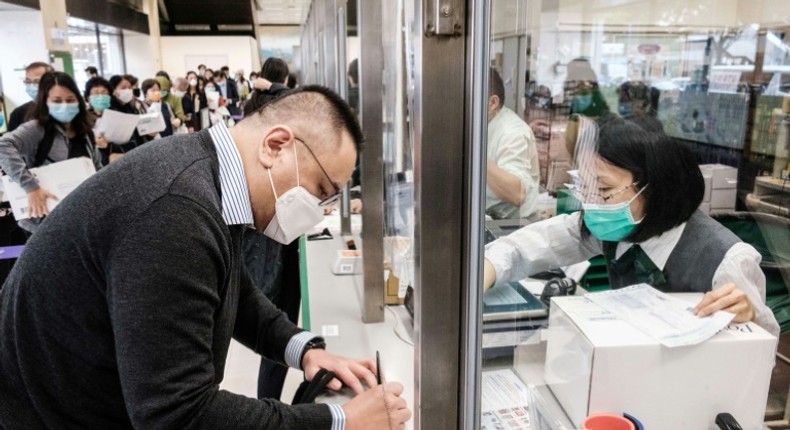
[486,106,541,219]
[486,211,780,337]
[209,122,346,428]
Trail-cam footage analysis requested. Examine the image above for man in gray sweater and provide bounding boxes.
[0,86,410,429]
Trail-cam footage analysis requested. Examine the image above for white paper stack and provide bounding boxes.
[1,157,96,220]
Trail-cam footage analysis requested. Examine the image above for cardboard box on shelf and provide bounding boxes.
[384,264,404,305]
[544,296,776,430]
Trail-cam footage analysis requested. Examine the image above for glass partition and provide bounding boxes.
[477,1,790,429]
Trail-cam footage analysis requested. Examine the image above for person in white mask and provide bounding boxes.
[482,115,779,337]
[0,85,411,430]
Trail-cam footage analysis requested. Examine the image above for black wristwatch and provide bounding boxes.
[300,336,327,369]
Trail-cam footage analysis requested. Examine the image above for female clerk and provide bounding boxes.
[483,116,779,336]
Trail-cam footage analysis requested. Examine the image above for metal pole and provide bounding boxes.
[359,0,385,323]
[459,0,489,427]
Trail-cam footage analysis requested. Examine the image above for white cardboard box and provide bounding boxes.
[545,296,776,430]
[700,164,738,204]
[710,187,737,209]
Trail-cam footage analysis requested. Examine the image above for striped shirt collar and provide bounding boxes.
[208,122,255,226]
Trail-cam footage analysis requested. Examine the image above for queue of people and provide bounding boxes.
[0,60,411,430]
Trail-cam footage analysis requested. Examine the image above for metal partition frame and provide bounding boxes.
[459,0,489,427]
[412,0,467,428]
[358,0,385,323]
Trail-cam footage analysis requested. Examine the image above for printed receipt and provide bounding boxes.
[586,284,735,348]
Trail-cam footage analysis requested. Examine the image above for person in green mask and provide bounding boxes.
[483,115,780,337]
[154,75,187,130]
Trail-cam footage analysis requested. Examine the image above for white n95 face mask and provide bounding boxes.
[263,143,324,244]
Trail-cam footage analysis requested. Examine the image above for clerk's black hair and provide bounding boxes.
[583,116,704,243]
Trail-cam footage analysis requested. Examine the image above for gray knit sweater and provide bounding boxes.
[0,130,334,429]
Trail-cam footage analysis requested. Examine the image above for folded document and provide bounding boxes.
[1,157,96,220]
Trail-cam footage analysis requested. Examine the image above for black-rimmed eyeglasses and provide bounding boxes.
[294,137,343,207]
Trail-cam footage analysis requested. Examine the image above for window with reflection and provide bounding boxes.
[479,1,790,429]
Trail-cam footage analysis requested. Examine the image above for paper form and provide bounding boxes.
[586,284,735,347]
[1,157,96,220]
[95,109,139,144]
[136,112,166,135]
[482,369,531,430]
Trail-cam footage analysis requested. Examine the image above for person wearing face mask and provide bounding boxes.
[154,75,188,128]
[108,75,153,155]
[485,68,540,220]
[183,72,207,132]
[203,80,225,127]
[84,77,116,164]
[8,62,53,132]
[124,74,147,114]
[214,71,240,108]
[235,69,250,102]
[482,116,779,337]
[141,78,175,138]
[0,71,102,233]
[0,85,412,430]
[564,58,610,118]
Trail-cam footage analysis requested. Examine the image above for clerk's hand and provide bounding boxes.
[343,382,411,430]
[483,258,497,292]
[27,187,59,218]
[302,349,378,394]
[95,134,108,149]
[693,283,755,323]
[351,198,363,214]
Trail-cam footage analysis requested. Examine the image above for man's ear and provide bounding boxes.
[488,95,500,112]
[257,125,295,169]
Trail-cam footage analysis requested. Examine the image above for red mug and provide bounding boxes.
[582,414,635,430]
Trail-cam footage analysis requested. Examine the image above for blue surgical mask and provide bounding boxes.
[25,84,38,100]
[618,102,633,117]
[47,102,80,123]
[90,94,111,112]
[161,90,169,98]
[582,186,647,242]
[572,94,593,112]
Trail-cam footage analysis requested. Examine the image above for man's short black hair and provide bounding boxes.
[85,66,98,75]
[26,62,52,73]
[489,67,505,108]
[261,57,289,84]
[252,85,363,152]
[585,116,704,242]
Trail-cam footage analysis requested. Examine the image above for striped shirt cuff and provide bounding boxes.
[285,331,320,369]
[327,404,346,430]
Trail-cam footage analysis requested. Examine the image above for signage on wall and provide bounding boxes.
[708,70,742,94]
[637,44,661,55]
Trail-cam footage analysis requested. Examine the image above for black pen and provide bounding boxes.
[376,350,383,385]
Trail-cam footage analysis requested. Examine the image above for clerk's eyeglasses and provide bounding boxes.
[294,137,342,207]
[573,181,639,205]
